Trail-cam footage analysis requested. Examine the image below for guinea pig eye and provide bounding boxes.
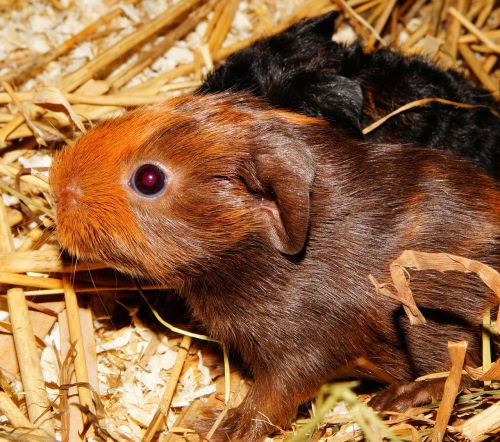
[130,164,167,197]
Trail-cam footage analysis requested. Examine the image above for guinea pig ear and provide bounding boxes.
[246,143,315,255]
[297,11,339,39]
[285,72,364,138]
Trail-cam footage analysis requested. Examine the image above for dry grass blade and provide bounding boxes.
[6,287,55,436]
[142,335,192,442]
[0,5,132,85]
[400,19,430,52]
[475,0,495,28]
[206,407,230,440]
[458,401,500,441]
[366,0,397,50]
[6,208,22,227]
[0,92,171,107]
[204,0,224,40]
[284,0,336,25]
[208,0,239,53]
[448,6,500,54]
[472,358,500,382]
[62,277,96,416]
[0,181,53,218]
[109,0,216,89]
[363,97,500,135]
[60,0,206,93]
[366,0,386,24]
[334,0,385,45]
[458,29,500,44]
[0,114,24,148]
[354,0,383,15]
[0,250,104,273]
[0,391,33,428]
[0,391,50,438]
[482,309,493,387]
[162,400,200,441]
[396,251,500,295]
[431,341,468,442]
[0,271,62,289]
[445,0,467,59]
[429,0,445,36]
[2,82,48,147]
[0,158,49,191]
[458,43,499,94]
[372,249,500,329]
[369,273,426,325]
[0,198,14,254]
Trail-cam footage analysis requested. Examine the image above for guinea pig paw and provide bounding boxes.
[368,379,445,413]
[186,407,225,440]
[189,406,271,441]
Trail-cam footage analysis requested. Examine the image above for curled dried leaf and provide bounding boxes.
[32,87,85,133]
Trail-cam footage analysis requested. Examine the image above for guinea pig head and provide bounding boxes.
[50,94,318,286]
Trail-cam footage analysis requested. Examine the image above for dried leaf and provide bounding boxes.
[466,358,500,382]
[381,250,500,325]
[32,87,85,133]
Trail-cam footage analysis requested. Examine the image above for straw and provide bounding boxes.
[6,287,55,436]
[142,335,192,442]
[431,341,468,442]
[62,276,96,416]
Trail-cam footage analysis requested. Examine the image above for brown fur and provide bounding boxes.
[50,93,499,441]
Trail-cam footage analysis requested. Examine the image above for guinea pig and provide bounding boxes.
[199,12,500,178]
[50,93,499,441]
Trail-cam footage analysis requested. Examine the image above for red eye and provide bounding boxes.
[131,164,167,197]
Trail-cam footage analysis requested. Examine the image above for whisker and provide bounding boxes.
[71,255,78,286]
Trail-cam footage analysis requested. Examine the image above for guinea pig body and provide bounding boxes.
[199,12,500,178]
[50,94,499,441]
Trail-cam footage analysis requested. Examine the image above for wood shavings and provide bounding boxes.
[142,335,191,441]
[89,315,216,440]
[458,401,500,441]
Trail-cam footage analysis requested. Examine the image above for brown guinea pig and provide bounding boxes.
[50,93,499,441]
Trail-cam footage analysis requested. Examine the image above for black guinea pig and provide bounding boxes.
[199,12,500,178]
[50,93,499,440]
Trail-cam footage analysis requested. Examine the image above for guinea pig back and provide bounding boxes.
[50,93,499,441]
[199,12,500,178]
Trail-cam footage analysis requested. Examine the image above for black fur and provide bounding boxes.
[199,12,500,178]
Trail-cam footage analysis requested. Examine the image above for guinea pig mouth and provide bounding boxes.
[55,223,100,261]
[53,204,104,261]
[54,208,149,273]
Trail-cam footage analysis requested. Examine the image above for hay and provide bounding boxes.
[0,0,498,441]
